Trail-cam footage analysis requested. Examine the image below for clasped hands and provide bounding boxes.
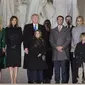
[56,46,63,52]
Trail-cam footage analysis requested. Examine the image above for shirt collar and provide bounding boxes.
[66,24,72,28]
[58,25,63,28]
[33,23,38,26]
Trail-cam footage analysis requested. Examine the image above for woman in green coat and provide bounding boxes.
[0,21,5,82]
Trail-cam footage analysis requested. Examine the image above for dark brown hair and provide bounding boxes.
[9,16,18,27]
[57,15,64,21]
[80,32,85,39]
[65,15,72,20]
[34,30,42,39]
[43,19,51,31]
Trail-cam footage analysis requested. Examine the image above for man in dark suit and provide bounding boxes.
[50,16,71,83]
[65,15,77,83]
[23,14,47,83]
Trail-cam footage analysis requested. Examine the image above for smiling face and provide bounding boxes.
[34,31,41,39]
[81,35,85,42]
[57,17,64,25]
[77,18,83,25]
[76,16,84,26]
[11,18,17,26]
[32,15,39,24]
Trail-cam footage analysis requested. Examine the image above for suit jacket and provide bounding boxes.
[23,23,47,49]
[50,26,71,61]
[65,25,74,33]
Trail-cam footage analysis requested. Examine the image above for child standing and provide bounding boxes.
[75,32,85,83]
[27,30,47,83]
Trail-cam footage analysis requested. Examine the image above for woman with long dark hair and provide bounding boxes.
[5,16,22,84]
[43,19,53,83]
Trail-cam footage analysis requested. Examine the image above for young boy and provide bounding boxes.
[75,32,85,83]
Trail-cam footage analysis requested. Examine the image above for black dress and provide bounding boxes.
[5,26,22,67]
[23,37,47,70]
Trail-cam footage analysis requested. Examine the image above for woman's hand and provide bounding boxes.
[2,48,5,53]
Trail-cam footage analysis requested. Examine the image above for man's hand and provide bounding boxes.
[56,46,63,52]
[25,48,29,54]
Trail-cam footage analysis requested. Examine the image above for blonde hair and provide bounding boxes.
[0,16,2,31]
[76,16,84,26]
[0,23,2,31]
[31,14,39,19]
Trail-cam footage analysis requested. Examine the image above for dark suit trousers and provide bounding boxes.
[54,60,69,83]
[33,70,43,83]
[70,52,78,83]
[27,69,43,83]
[27,69,34,83]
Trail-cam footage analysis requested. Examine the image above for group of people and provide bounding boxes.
[0,13,85,84]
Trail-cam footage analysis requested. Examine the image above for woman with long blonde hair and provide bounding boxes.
[71,16,85,83]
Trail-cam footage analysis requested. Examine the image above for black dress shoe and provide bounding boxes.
[43,79,51,83]
[28,81,34,83]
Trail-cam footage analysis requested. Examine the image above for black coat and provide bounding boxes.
[75,42,85,67]
[23,23,47,69]
[23,37,47,70]
[5,26,22,67]
[23,23,47,49]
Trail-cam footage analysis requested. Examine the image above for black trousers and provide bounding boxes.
[54,60,69,83]
[70,52,78,83]
[27,69,43,83]
[27,69,33,83]
[32,70,43,83]
[43,51,53,81]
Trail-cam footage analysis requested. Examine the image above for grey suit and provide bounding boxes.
[50,26,71,61]
[50,26,71,83]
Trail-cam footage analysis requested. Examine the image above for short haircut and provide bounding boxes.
[32,14,39,18]
[57,15,64,20]
[80,32,85,39]
[65,15,72,20]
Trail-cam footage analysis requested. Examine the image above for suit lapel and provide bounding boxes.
[31,23,35,34]
[61,26,67,32]
[38,24,41,30]
[55,26,59,32]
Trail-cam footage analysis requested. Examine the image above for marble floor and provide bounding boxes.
[1,65,72,84]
